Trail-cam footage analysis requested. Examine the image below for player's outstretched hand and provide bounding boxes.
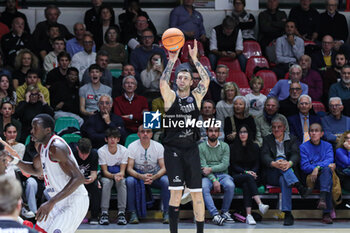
[188,39,198,61]
[36,200,55,222]
[168,49,180,62]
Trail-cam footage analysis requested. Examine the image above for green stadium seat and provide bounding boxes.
[55,117,80,133]
[62,134,81,144]
[125,134,139,148]
[235,185,266,195]
[111,69,122,78]
[25,135,31,145]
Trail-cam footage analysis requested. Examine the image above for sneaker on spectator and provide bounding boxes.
[99,212,109,225]
[163,211,169,224]
[259,203,270,215]
[89,218,98,225]
[246,214,256,225]
[129,212,139,224]
[221,211,234,223]
[21,207,35,219]
[212,214,225,226]
[117,212,127,225]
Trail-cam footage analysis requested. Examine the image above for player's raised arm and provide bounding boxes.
[159,50,179,109]
[190,40,210,107]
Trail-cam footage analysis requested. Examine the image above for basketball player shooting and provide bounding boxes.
[5,114,89,233]
[160,40,210,233]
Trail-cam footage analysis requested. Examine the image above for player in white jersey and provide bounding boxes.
[6,113,89,233]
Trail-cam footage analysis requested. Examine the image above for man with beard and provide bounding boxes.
[209,65,229,104]
[198,100,224,143]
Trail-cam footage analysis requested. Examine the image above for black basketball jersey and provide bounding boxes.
[162,92,200,146]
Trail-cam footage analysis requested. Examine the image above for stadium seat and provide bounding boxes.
[245,56,270,80]
[261,88,273,96]
[25,135,31,146]
[110,69,122,78]
[217,57,241,72]
[304,40,316,46]
[54,117,80,133]
[226,71,249,88]
[266,185,299,194]
[243,40,262,59]
[312,101,326,113]
[180,40,205,62]
[255,70,278,89]
[62,134,81,144]
[239,88,252,96]
[125,133,140,148]
[200,56,212,71]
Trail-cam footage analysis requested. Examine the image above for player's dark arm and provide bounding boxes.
[152,158,166,180]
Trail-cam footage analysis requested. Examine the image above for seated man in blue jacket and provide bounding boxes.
[300,123,334,224]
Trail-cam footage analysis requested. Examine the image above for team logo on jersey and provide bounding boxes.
[186,96,194,103]
[53,229,62,233]
[143,110,161,129]
[173,176,182,183]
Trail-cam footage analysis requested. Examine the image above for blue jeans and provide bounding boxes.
[126,175,170,212]
[208,53,247,72]
[315,167,333,213]
[26,177,38,213]
[202,173,235,216]
[266,158,299,211]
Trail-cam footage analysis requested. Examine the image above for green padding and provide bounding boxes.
[235,186,265,195]
[55,117,80,133]
[25,135,31,145]
[125,134,139,148]
[62,134,81,144]
[151,188,161,194]
[111,69,122,78]
[342,189,350,194]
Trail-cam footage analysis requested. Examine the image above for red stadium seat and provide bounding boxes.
[240,88,252,96]
[304,40,316,46]
[243,40,262,59]
[226,71,249,88]
[180,40,205,62]
[266,185,299,194]
[217,57,241,72]
[255,70,278,89]
[312,101,326,113]
[245,56,269,80]
[261,88,273,96]
[200,56,212,71]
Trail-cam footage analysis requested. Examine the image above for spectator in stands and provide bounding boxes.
[100,26,127,64]
[122,15,157,51]
[0,74,16,104]
[299,123,334,224]
[16,70,50,105]
[43,37,65,73]
[273,20,304,79]
[45,51,71,89]
[113,76,148,134]
[15,84,54,142]
[71,138,101,225]
[258,0,287,53]
[231,0,256,40]
[79,64,112,117]
[1,17,32,68]
[288,94,321,145]
[98,128,128,225]
[50,67,83,127]
[288,0,320,41]
[84,0,103,33]
[91,5,117,50]
[318,0,348,50]
[279,82,303,117]
[66,23,96,58]
[209,16,245,72]
[246,76,267,117]
[268,64,308,101]
[261,115,311,226]
[32,5,73,54]
[323,52,347,103]
[198,100,224,143]
[230,124,270,225]
[0,101,21,141]
[0,51,11,78]
[335,131,350,192]
[322,97,350,144]
[0,0,30,33]
[329,65,350,101]
[130,29,167,78]
[190,71,211,101]
[140,52,164,102]
[311,35,336,73]
[71,34,97,82]
[81,50,113,88]
[224,96,256,144]
[255,96,289,147]
[199,126,234,226]
[119,0,157,42]
[169,0,206,44]
[299,55,323,101]
[126,125,169,224]
[209,65,228,104]
[81,94,126,149]
[216,82,240,124]
[112,64,136,98]
[37,23,62,62]
[12,49,39,89]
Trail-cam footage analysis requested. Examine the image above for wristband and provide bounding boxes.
[10,156,19,165]
[245,171,248,174]
[212,178,218,182]
[289,161,293,167]
[316,166,321,170]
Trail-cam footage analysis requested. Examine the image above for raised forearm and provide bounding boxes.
[160,59,175,83]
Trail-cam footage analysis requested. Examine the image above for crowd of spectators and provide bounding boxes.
[2,0,350,228]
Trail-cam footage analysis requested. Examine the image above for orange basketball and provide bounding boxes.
[162,28,185,52]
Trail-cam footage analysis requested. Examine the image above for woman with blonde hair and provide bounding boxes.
[215,82,240,124]
[335,131,350,191]
[13,49,39,89]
